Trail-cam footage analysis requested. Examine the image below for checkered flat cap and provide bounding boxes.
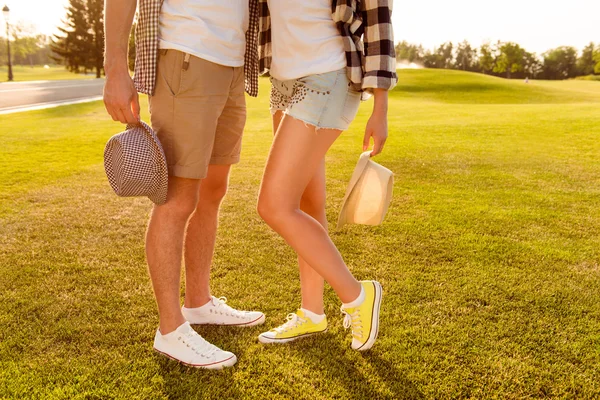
[104,121,168,205]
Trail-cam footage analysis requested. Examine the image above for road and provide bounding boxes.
[0,79,105,114]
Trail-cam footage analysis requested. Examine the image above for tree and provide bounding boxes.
[51,0,105,78]
[543,47,578,79]
[395,41,424,63]
[478,43,495,74]
[523,52,543,79]
[595,50,600,74]
[423,42,454,69]
[577,43,597,76]
[454,40,477,71]
[11,24,38,66]
[436,42,454,69]
[494,42,525,78]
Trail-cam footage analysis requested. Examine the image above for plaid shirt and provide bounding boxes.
[133,0,395,97]
[259,0,397,92]
[133,0,260,97]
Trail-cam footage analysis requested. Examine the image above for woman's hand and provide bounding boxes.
[362,89,389,157]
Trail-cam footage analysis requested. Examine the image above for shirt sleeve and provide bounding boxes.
[360,0,398,91]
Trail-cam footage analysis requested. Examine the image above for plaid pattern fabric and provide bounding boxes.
[258,0,397,93]
[133,0,260,97]
[104,121,169,205]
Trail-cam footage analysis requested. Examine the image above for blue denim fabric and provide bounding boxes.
[269,68,361,130]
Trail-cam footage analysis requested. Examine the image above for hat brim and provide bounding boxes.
[337,151,373,229]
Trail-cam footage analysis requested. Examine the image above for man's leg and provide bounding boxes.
[183,164,231,308]
[145,176,200,335]
[179,64,264,327]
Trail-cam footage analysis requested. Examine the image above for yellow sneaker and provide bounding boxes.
[258,310,327,344]
[341,281,383,351]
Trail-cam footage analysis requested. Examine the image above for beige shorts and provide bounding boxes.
[149,49,246,179]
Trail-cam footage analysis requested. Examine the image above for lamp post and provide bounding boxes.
[2,5,13,82]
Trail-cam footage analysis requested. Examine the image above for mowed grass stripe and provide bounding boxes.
[1,70,599,399]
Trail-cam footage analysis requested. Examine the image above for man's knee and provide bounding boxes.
[154,177,200,221]
[199,179,229,205]
[199,166,230,205]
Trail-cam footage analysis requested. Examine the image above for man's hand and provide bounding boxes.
[362,88,389,157]
[363,111,388,157]
[103,68,140,124]
[103,0,138,124]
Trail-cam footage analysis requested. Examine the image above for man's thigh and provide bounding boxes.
[210,66,246,166]
[150,50,235,180]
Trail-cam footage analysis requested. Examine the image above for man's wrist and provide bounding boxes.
[104,52,130,76]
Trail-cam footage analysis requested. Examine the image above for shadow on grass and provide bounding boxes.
[151,324,422,399]
[288,334,424,400]
[154,353,243,400]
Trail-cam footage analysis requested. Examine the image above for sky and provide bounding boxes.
[1,0,599,55]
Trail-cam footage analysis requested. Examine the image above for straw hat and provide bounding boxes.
[337,151,394,229]
[103,121,168,205]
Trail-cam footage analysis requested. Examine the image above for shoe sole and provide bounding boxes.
[258,328,328,344]
[356,281,383,352]
[187,313,266,328]
[154,348,237,370]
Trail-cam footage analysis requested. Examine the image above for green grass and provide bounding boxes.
[1,69,600,399]
[575,75,600,81]
[0,65,96,82]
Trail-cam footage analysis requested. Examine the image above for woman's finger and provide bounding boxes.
[371,137,386,156]
[363,131,371,151]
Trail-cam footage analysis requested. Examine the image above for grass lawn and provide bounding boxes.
[1,69,599,399]
[0,65,97,82]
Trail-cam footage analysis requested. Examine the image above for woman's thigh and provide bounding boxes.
[260,115,341,208]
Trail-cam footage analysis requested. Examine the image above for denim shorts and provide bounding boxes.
[269,68,361,131]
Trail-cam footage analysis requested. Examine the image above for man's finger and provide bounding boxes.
[114,108,129,124]
[121,105,138,124]
[106,105,119,122]
[132,93,141,121]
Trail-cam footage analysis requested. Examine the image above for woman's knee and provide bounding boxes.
[257,190,292,227]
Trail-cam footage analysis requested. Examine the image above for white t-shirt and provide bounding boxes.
[267,0,347,81]
[159,0,249,67]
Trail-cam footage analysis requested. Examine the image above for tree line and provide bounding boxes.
[4,0,598,82]
[396,41,600,80]
[0,25,53,67]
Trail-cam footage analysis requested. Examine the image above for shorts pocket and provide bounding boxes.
[341,88,361,124]
[158,50,185,97]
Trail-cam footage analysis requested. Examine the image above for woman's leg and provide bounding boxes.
[258,114,361,304]
[272,112,326,315]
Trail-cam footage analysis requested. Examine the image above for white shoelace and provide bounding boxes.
[177,330,219,358]
[272,313,306,334]
[341,307,363,339]
[211,297,248,319]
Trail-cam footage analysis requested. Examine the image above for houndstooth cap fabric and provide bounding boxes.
[103,121,168,205]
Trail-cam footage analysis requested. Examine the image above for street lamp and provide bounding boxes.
[2,5,13,82]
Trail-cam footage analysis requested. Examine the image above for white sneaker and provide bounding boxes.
[153,321,237,369]
[182,296,265,327]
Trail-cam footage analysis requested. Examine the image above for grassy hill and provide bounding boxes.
[1,69,599,399]
[393,69,600,104]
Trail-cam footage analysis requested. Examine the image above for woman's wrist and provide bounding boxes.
[372,88,389,116]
